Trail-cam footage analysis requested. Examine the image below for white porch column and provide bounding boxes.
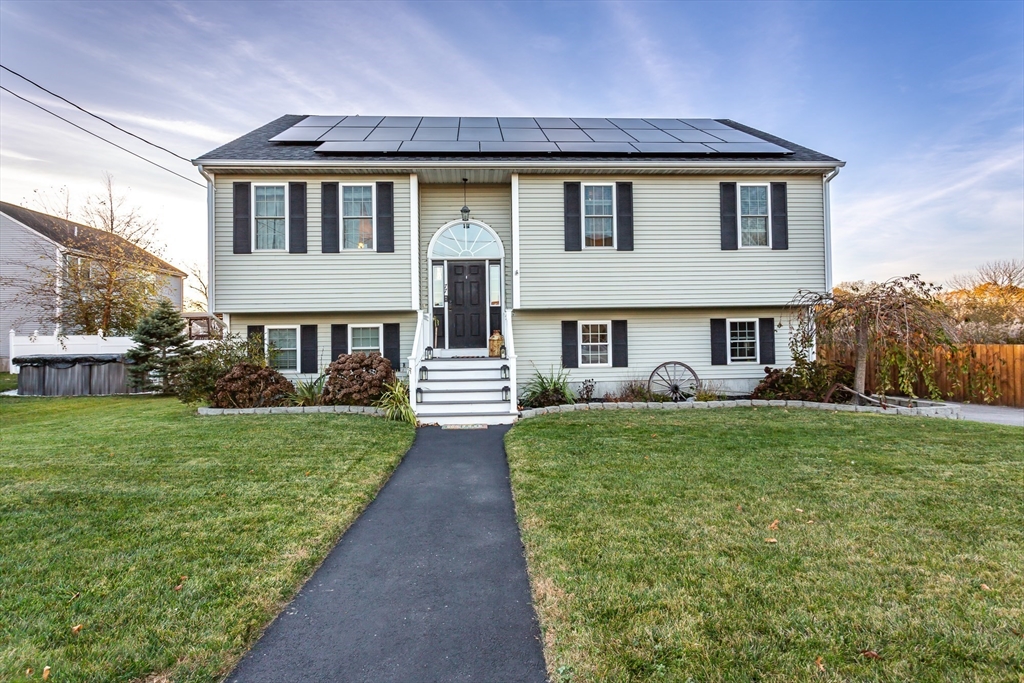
[511,172,521,309]
[410,173,420,310]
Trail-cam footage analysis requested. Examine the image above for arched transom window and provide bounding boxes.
[430,221,503,259]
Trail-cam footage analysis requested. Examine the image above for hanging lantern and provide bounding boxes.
[461,177,471,224]
[500,364,510,380]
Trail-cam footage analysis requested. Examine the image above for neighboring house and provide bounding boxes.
[0,202,186,371]
[194,116,843,423]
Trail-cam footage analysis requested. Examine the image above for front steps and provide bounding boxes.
[414,356,516,425]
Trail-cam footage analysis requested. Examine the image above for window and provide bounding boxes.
[739,185,770,247]
[253,184,287,250]
[350,325,382,354]
[729,320,758,363]
[432,264,445,307]
[342,185,374,250]
[266,327,298,371]
[579,321,611,366]
[489,262,501,307]
[583,184,614,248]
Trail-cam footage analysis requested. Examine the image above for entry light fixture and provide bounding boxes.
[461,177,471,225]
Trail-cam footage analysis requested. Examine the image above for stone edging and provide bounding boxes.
[197,405,385,417]
[518,399,962,420]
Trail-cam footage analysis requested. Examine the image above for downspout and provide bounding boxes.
[197,164,215,315]
[823,166,840,292]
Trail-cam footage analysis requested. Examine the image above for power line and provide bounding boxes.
[0,85,205,189]
[1,64,192,163]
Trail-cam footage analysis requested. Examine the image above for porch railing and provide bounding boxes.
[407,310,429,412]
[504,309,518,415]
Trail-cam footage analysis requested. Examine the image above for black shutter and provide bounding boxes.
[759,318,776,365]
[330,324,348,359]
[720,182,737,251]
[561,320,578,368]
[289,182,307,254]
[233,182,251,254]
[710,319,728,365]
[771,182,788,250]
[611,319,628,367]
[383,323,401,370]
[615,182,633,251]
[300,324,317,373]
[564,182,581,251]
[321,182,339,253]
[376,181,394,253]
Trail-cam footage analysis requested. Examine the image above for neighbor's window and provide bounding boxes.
[267,327,298,371]
[729,320,758,362]
[579,321,610,366]
[489,263,501,307]
[254,185,287,250]
[350,325,382,354]
[739,185,769,247]
[583,184,614,248]
[343,185,374,250]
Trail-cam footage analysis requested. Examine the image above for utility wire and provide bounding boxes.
[1,64,192,163]
[0,85,205,188]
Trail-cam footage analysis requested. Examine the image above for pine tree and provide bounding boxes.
[126,299,196,393]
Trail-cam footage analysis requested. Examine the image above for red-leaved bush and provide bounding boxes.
[322,352,395,406]
[210,362,295,408]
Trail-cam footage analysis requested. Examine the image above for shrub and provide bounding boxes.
[521,367,574,408]
[375,379,417,425]
[604,379,671,403]
[694,380,724,402]
[210,362,295,408]
[751,359,854,402]
[291,373,328,406]
[577,378,596,403]
[174,333,265,405]
[322,352,395,406]
[126,299,195,393]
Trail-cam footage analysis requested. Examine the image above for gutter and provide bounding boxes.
[193,158,846,172]
[197,164,215,313]
[823,166,841,292]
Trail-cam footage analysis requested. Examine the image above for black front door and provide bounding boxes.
[448,260,487,348]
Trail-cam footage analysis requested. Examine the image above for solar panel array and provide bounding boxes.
[269,116,792,155]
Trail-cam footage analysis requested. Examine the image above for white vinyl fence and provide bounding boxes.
[8,330,213,374]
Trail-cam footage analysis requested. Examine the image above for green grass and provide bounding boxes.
[0,396,414,682]
[506,409,1024,682]
[0,372,17,392]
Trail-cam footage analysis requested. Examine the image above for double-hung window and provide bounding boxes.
[253,184,287,251]
[350,324,382,354]
[739,184,770,247]
[342,185,374,250]
[728,320,758,363]
[266,326,298,371]
[579,321,611,366]
[583,184,614,248]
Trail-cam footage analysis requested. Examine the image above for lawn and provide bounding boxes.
[0,372,17,392]
[0,395,414,682]
[506,408,1024,682]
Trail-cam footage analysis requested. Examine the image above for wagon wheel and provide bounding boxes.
[648,362,700,402]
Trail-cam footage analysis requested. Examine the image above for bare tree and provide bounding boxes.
[183,262,209,312]
[945,259,1024,343]
[949,259,1024,290]
[28,185,74,220]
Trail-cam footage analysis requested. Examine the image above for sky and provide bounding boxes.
[1,0,1021,299]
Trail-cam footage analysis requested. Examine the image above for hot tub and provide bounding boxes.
[12,354,133,396]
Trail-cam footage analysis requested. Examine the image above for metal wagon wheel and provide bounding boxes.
[648,362,700,402]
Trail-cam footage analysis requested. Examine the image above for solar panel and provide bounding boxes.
[335,116,384,127]
[270,126,332,142]
[367,127,416,141]
[554,142,636,153]
[626,129,678,143]
[458,127,503,141]
[535,117,577,128]
[583,129,635,142]
[413,127,459,141]
[480,141,560,153]
[502,128,548,142]
[498,117,539,128]
[704,129,761,143]
[632,143,713,154]
[572,118,616,128]
[418,117,460,127]
[609,118,654,129]
[705,142,790,154]
[315,141,402,153]
[399,140,481,153]
[380,116,422,127]
[296,116,345,127]
[542,129,591,142]
[643,118,695,130]
[679,119,731,129]
[670,130,724,143]
[318,127,374,141]
[461,117,498,128]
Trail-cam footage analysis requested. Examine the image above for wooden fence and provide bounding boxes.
[820,344,1024,408]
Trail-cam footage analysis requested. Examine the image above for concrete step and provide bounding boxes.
[418,412,517,426]
[420,357,510,371]
[421,367,505,381]
[419,377,506,391]
[415,400,513,416]
[419,388,508,403]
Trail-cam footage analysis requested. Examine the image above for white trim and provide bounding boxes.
[578,319,612,367]
[251,182,289,252]
[349,323,384,354]
[265,325,300,372]
[581,182,616,249]
[736,183,771,249]
[410,173,420,308]
[823,167,840,292]
[726,318,759,364]
[511,172,521,308]
[197,165,216,312]
[339,182,377,251]
[426,218,505,259]
[196,159,846,171]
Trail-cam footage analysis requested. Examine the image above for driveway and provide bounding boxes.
[226,425,547,683]
[950,402,1024,427]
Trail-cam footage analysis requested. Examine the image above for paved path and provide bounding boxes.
[227,425,547,683]
[949,402,1024,427]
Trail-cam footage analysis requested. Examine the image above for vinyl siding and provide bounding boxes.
[213,175,412,312]
[229,311,417,376]
[0,213,58,364]
[418,184,512,310]
[511,307,793,396]
[516,174,826,309]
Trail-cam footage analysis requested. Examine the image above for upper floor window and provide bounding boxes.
[579,321,611,366]
[343,185,374,250]
[253,184,287,251]
[583,184,614,248]
[729,319,758,362]
[739,185,769,247]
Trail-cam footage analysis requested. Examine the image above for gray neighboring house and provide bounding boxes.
[0,201,186,371]
[194,115,844,423]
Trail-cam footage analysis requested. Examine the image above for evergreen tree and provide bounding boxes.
[126,299,196,393]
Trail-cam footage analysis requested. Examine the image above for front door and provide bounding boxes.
[447,260,487,348]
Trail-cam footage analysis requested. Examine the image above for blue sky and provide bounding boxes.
[1,0,1021,292]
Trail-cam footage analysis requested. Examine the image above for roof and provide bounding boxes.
[195,115,842,166]
[0,201,186,276]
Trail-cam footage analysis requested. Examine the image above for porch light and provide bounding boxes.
[419,365,429,381]
[500,364,510,380]
[499,345,507,359]
[424,346,433,360]
[461,177,471,225]
[416,387,423,403]
[502,386,511,402]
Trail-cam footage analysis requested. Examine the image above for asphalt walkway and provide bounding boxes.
[949,402,1024,427]
[226,425,547,683]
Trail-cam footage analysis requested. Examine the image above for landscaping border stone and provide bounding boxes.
[197,405,386,417]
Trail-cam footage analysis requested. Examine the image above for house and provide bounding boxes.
[194,116,843,423]
[0,202,186,371]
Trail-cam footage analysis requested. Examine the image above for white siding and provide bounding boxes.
[511,307,794,396]
[516,174,826,309]
[213,175,413,313]
[0,213,57,365]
